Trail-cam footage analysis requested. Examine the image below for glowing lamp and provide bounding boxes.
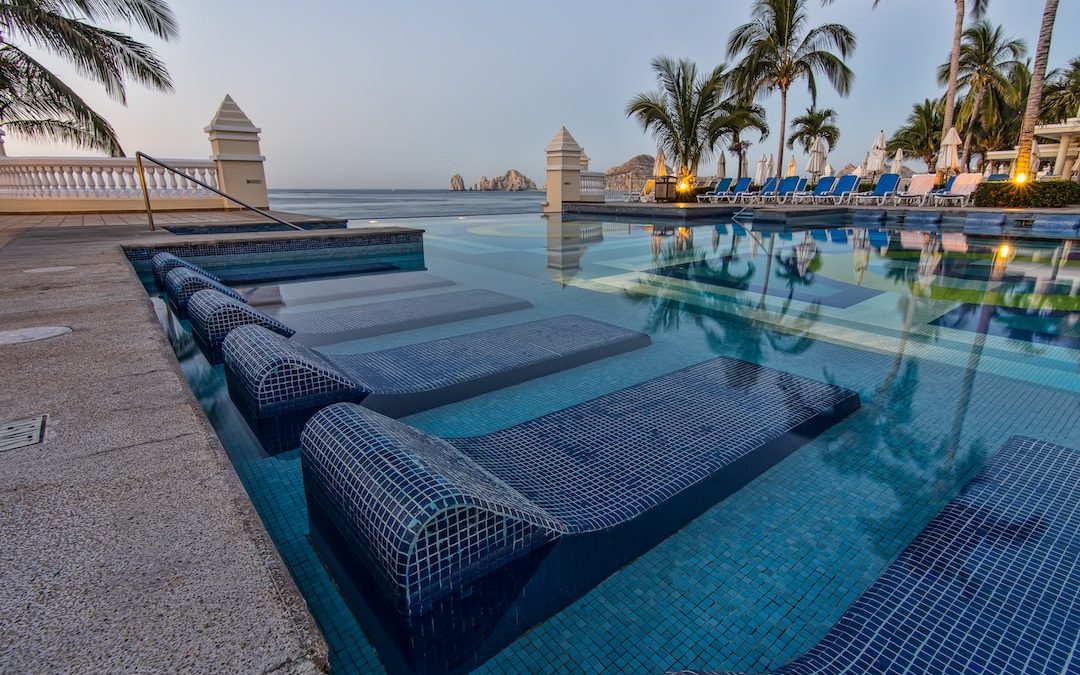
[1014,173,1027,184]
[677,180,690,191]
[997,243,1011,259]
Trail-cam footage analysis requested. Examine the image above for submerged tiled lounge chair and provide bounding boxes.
[224,317,651,451]
[1032,213,1080,233]
[187,287,533,359]
[754,436,1079,675]
[151,252,221,288]
[301,358,860,619]
[164,267,246,319]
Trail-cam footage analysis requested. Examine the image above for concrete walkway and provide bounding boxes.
[0,220,330,673]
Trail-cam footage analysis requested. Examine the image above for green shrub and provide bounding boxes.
[973,180,1080,208]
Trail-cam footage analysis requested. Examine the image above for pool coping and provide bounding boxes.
[0,223,424,672]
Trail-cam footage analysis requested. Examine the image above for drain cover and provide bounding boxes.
[1,415,47,452]
[22,266,76,274]
[0,326,72,345]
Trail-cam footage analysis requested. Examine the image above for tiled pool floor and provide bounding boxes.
[162,214,1080,673]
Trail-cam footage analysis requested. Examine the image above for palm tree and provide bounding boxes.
[787,106,839,155]
[626,57,729,177]
[937,21,1026,169]
[888,98,945,170]
[0,0,178,155]
[719,97,769,179]
[728,0,855,184]
[1014,0,1059,181]
[972,61,1031,169]
[822,0,988,172]
[1040,57,1080,123]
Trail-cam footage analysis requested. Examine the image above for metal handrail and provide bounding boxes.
[134,151,302,232]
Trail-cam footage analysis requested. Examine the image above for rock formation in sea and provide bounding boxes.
[605,155,664,192]
[449,174,465,191]
[488,169,537,191]
[477,176,491,191]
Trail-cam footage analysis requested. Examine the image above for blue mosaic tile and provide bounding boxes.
[222,315,650,451]
[163,267,247,318]
[727,435,1080,675]
[1032,213,1080,233]
[187,289,295,363]
[301,356,859,669]
[150,252,221,288]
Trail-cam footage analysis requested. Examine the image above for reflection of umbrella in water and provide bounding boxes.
[917,236,942,288]
[852,229,871,285]
[796,235,818,277]
[654,147,668,177]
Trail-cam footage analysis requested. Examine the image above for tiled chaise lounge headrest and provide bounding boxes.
[1032,213,1080,233]
[300,403,565,616]
[164,267,246,316]
[221,325,369,418]
[188,289,294,361]
[151,252,221,287]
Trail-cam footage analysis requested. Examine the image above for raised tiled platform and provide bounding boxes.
[301,358,860,671]
[694,435,1079,675]
[223,315,651,451]
[191,287,533,357]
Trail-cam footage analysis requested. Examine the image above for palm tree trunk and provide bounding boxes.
[941,0,967,138]
[777,87,788,184]
[960,86,985,169]
[1015,0,1060,180]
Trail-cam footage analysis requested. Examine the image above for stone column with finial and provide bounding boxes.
[205,95,269,209]
[544,127,582,214]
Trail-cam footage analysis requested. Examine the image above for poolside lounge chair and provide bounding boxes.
[850,173,900,205]
[638,179,656,203]
[759,177,804,204]
[930,172,983,206]
[891,173,936,206]
[713,177,753,203]
[734,177,777,204]
[696,177,733,203]
[301,359,859,623]
[186,285,534,359]
[769,436,1078,675]
[790,176,835,204]
[224,317,652,452]
[825,175,860,204]
[927,174,957,201]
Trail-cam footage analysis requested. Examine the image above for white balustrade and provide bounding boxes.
[579,171,607,202]
[0,157,220,199]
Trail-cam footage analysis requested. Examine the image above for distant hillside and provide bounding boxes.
[605,155,668,192]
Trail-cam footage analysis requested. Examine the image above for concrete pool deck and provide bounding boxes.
[0,213,418,673]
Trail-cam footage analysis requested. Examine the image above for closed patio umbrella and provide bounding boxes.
[654,147,668,177]
[822,160,834,177]
[754,156,767,185]
[739,153,749,179]
[866,130,887,184]
[787,156,797,177]
[938,127,961,173]
[716,153,727,179]
[806,137,826,181]
[889,148,904,175]
[1031,139,1042,176]
[767,154,775,180]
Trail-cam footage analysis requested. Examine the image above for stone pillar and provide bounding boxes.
[1053,135,1072,177]
[580,151,590,171]
[205,95,269,209]
[544,127,582,214]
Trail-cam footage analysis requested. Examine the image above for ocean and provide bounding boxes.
[268,188,545,221]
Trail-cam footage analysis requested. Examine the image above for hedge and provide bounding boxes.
[972,180,1080,208]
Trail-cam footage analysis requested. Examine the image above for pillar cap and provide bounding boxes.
[205,95,262,134]
[546,127,582,154]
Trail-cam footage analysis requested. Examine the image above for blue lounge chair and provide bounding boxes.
[791,176,835,204]
[828,228,848,244]
[826,175,860,204]
[850,173,900,205]
[931,173,983,206]
[714,177,753,203]
[734,177,777,204]
[867,229,890,249]
[810,229,829,242]
[759,176,802,203]
[927,174,957,201]
[696,177,733,203]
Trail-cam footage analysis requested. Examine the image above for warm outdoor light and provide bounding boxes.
[1014,173,1028,184]
[677,180,690,191]
[998,243,1012,259]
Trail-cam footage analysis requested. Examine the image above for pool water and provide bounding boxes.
[158,213,1080,674]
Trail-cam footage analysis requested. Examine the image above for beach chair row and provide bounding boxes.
[695,172,985,207]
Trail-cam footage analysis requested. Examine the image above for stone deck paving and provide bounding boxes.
[0,211,401,674]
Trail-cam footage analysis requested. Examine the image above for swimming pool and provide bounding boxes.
[155,212,1080,673]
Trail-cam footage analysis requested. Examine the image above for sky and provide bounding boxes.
[5,0,1079,188]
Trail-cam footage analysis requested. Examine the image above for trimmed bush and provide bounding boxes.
[973,180,1080,208]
